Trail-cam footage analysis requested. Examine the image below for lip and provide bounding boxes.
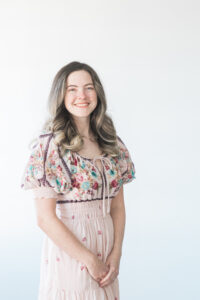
[74,103,90,107]
[74,102,89,105]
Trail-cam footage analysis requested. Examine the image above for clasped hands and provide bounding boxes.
[86,250,121,288]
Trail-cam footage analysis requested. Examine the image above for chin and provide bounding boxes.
[70,106,96,117]
[70,111,92,118]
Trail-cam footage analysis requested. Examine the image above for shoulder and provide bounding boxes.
[27,130,63,167]
[116,135,130,155]
[33,130,58,153]
[38,129,54,143]
[116,135,136,183]
[36,130,72,163]
[116,135,135,167]
[116,135,126,147]
[21,130,72,193]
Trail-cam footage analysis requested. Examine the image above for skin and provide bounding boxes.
[64,69,97,139]
[36,70,126,288]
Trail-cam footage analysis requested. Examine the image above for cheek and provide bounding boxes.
[64,95,74,109]
[89,92,98,103]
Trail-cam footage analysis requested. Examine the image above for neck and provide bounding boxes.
[73,116,92,138]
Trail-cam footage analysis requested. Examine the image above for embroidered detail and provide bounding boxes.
[92,182,98,190]
[81,181,90,190]
[91,171,98,178]
[56,195,115,204]
[71,165,77,174]
[81,161,85,169]
[111,179,118,188]
[98,230,102,235]
[109,169,116,176]
[21,132,136,206]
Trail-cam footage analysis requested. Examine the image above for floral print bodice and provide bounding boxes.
[20,131,136,217]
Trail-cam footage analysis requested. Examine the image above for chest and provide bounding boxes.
[76,141,105,173]
[92,159,104,173]
[69,154,120,188]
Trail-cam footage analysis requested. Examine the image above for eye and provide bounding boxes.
[87,87,93,90]
[68,88,75,92]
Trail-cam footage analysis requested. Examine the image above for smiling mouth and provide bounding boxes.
[74,103,89,107]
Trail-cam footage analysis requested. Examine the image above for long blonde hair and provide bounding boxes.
[37,61,121,158]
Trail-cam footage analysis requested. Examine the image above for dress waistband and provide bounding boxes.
[56,199,111,220]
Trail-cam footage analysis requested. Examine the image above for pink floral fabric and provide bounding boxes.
[20,131,136,299]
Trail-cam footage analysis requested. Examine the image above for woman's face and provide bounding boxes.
[64,70,98,118]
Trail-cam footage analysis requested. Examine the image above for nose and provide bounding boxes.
[77,88,86,99]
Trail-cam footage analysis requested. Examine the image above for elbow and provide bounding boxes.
[37,216,45,228]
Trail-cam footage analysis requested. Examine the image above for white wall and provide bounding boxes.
[0,0,199,299]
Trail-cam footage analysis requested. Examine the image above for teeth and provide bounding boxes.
[75,103,89,107]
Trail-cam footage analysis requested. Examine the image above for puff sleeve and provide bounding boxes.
[20,132,72,199]
[117,136,136,185]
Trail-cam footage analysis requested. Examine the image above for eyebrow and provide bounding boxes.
[66,83,94,88]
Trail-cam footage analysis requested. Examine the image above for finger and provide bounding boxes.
[100,276,115,287]
[96,277,101,281]
[99,270,112,284]
[101,267,109,279]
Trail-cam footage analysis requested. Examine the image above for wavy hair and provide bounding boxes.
[34,61,121,158]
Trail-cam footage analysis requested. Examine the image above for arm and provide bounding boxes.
[99,185,125,287]
[110,185,126,257]
[35,196,95,267]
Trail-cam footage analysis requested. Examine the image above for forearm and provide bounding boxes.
[38,216,95,266]
[110,205,126,257]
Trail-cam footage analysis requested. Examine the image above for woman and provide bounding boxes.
[20,61,136,299]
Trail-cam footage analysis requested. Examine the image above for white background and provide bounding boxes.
[0,0,199,299]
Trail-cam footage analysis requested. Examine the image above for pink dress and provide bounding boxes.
[20,131,136,300]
